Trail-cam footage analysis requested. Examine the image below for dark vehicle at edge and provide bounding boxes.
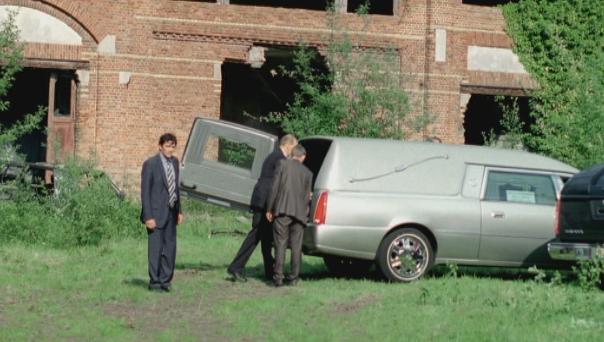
[548,163,604,261]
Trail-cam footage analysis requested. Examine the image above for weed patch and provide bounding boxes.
[0,159,142,248]
[573,256,604,291]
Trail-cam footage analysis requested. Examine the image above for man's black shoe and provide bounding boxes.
[273,280,284,287]
[148,285,163,292]
[161,286,172,293]
[228,271,247,283]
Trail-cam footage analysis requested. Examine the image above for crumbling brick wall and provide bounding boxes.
[0,0,535,193]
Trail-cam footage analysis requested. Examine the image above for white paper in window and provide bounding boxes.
[506,190,536,204]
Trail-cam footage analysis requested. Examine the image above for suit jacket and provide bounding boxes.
[266,159,313,224]
[250,148,286,211]
[140,153,181,228]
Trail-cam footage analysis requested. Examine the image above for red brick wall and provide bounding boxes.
[0,0,533,192]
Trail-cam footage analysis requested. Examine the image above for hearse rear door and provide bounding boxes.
[180,118,277,210]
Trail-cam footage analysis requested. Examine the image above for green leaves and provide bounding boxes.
[503,0,604,169]
[0,159,142,248]
[0,10,44,168]
[267,10,415,139]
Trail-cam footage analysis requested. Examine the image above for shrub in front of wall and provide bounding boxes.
[0,160,144,248]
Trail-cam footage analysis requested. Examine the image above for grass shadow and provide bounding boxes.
[175,262,229,271]
[122,277,148,288]
[241,260,386,283]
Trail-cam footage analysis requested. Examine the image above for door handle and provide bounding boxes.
[490,211,505,219]
[180,182,197,190]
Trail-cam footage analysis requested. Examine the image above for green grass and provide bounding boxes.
[2,201,604,341]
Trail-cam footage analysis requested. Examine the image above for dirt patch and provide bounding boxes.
[331,294,379,314]
[104,278,281,340]
[104,294,222,340]
[175,268,202,277]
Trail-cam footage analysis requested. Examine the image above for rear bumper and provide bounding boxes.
[547,242,604,261]
[302,223,377,260]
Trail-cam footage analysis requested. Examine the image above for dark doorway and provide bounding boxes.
[463,94,532,146]
[2,68,50,162]
[220,47,327,136]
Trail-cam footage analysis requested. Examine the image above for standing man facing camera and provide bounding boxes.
[141,133,185,292]
[227,134,298,282]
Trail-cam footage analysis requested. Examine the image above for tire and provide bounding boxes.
[323,256,373,277]
[377,227,434,282]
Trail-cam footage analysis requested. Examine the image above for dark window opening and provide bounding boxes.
[2,68,50,163]
[229,0,330,11]
[220,46,328,137]
[462,0,518,5]
[54,72,74,116]
[463,94,532,146]
[348,0,393,15]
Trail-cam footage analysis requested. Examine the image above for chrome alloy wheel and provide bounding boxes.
[387,234,429,281]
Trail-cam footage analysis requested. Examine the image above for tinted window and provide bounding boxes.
[484,171,556,205]
[202,135,256,171]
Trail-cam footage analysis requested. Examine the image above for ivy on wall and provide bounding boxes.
[503,0,604,169]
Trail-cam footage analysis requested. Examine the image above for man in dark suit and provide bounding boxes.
[266,144,313,287]
[227,134,298,282]
[141,133,184,292]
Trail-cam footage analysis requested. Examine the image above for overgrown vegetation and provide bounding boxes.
[0,13,137,248]
[267,5,417,139]
[573,256,604,291]
[483,96,527,149]
[0,10,45,167]
[0,159,142,248]
[503,0,604,169]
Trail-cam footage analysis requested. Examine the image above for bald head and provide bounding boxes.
[279,133,298,157]
[279,134,297,147]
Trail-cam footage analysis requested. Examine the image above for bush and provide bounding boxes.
[0,159,143,248]
[503,0,604,169]
[573,256,604,291]
[266,6,417,139]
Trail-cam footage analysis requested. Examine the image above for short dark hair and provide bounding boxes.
[159,133,177,146]
[291,144,306,158]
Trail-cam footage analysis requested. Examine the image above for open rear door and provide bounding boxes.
[180,118,277,210]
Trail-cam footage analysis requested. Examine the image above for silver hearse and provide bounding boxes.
[180,118,578,282]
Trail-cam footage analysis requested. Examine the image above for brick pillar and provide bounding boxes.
[334,0,347,13]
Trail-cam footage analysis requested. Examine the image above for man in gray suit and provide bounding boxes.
[266,145,313,287]
[227,134,297,282]
[141,133,184,292]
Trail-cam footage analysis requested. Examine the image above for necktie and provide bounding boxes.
[166,161,177,207]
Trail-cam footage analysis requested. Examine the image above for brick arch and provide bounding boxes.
[0,0,98,45]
